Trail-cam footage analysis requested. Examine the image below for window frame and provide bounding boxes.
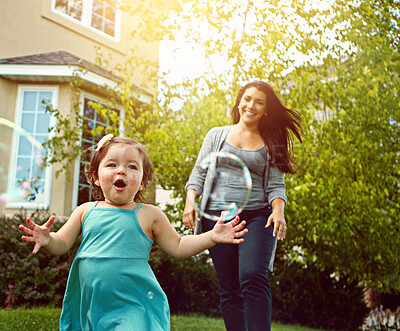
[51,0,122,42]
[6,85,59,210]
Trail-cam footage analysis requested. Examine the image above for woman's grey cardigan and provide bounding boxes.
[185,126,287,271]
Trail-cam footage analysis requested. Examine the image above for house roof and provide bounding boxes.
[1,51,83,65]
[0,51,118,81]
[0,51,151,100]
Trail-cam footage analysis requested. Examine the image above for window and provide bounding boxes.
[91,0,117,37]
[54,0,83,20]
[6,86,58,209]
[53,0,120,39]
[73,95,122,208]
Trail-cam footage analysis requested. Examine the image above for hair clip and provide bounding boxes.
[96,134,114,152]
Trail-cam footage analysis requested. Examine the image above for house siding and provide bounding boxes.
[0,0,159,217]
[0,0,158,95]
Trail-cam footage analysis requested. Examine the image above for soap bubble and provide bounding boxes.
[0,117,45,204]
[190,152,252,222]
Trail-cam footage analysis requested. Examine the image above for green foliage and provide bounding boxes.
[0,211,79,308]
[147,91,230,224]
[38,2,399,329]
[43,101,82,181]
[271,254,369,331]
[280,0,400,291]
[150,0,400,292]
[149,239,370,329]
[149,245,221,316]
[42,51,162,181]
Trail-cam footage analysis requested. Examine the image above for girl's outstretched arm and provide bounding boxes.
[19,215,56,254]
[19,203,88,255]
[149,206,248,259]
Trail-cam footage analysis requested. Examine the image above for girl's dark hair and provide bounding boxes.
[231,80,303,174]
[85,136,154,202]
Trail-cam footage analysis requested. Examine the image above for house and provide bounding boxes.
[0,0,159,217]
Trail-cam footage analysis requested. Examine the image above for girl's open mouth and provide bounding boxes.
[114,179,126,190]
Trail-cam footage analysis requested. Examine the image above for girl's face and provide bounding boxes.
[238,87,267,126]
[94,144,144,206]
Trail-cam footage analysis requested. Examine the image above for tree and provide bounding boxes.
[147,0,400,291]
[280,0,400,291]
[44,0,400,292]
[146,90,230,227]
[43,47,162,180]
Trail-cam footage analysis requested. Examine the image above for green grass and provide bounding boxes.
[0,307,60,331]
[0,308,327,331]
[171,314,327,331]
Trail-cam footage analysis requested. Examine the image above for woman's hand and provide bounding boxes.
[211,212,248,244]
[266,209,287,240]
[182,190,200,230]
[266,198,287,240]
[19,216,56,254]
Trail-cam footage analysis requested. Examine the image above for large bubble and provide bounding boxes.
[0,117,45,204]
[190,151,252,222]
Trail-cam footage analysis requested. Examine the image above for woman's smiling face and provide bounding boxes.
[94,144,144,206]
[238,87,267,125]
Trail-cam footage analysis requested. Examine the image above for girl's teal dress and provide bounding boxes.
[59,202,170,331]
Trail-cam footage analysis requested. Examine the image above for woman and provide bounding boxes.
[183,81,302,331]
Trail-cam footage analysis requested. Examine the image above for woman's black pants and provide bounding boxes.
[202,207,276,331]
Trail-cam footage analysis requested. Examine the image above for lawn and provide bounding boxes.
[0,307,328,331]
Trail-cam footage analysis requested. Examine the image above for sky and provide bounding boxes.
[159,41,206,84]
[158,40,230,110]
[157,0,338,98]
[158,40,231,87]
[156,0,357,115]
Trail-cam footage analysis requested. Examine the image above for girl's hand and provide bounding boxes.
[266,209,287,240]
[19,216,56,254]
[211,212,248,244]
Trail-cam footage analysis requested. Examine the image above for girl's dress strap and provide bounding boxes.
[133,203,144,213]
[87,201,99,211]
[82,201,100,225]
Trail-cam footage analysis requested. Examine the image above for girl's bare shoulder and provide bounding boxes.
[74,201,97,222]
[137,203,165,219]
[136,204,168,240]
[76,201,96,211]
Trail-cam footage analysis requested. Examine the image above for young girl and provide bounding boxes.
[19,134,247,331]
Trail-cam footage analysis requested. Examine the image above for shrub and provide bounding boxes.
[381,288,400,312]
[271,253,369,331]
[0,210,79,308]
[149,245,221,317]
[1,209,219,314]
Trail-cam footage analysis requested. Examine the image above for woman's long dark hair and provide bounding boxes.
[232,81,303,174]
